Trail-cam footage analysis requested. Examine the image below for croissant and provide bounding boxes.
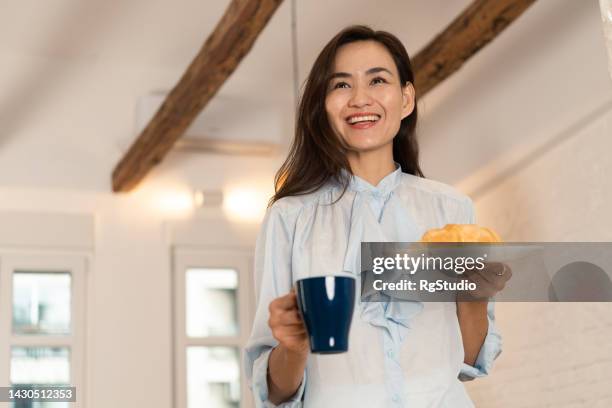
[421,224,502,243]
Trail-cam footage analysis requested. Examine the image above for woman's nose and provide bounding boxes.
[348,84,372,107]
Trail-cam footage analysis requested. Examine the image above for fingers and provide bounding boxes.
[273,325,307,338]
[269,291,298,311]
[270,325,308,349]
[269,308,307,346]
[274,310,304,326]
[267,290,310,353]
[268,291,305,331]
[468,263,510,286]
[499,263,513,282]
[484,263,511,292]
[463,269,489,298]
[465,264,509,298]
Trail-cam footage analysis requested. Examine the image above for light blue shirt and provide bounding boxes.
[244,165,502,407]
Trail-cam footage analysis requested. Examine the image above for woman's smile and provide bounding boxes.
[346,112,382,130]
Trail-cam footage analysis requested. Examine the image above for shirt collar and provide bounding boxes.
[343,163,403,197]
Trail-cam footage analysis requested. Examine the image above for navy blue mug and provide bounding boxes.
[295,276,356,354]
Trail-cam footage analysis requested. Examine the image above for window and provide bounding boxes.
[173,249,253,408]
[0,254,87,408]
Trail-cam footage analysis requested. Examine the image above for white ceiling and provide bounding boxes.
[0,0,471,94]
[0,0,473,190]
[0,0,609,192]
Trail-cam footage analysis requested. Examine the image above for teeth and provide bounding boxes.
[348,115,380,124]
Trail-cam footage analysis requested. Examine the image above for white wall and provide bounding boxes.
[459,98,612,408]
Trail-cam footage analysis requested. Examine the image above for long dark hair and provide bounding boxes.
[270,25,423,206]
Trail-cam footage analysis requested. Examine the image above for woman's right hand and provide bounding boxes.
[267,289,309,404]
[268,289,310,355]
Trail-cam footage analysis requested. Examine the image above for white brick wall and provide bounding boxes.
[468,303,612,407]
[462,99,612,406]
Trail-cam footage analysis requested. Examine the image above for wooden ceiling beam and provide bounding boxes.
[112,0,284,192]
[112,0,537,192]
[413,0,537,97]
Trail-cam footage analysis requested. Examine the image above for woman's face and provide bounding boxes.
[325,40,415,153]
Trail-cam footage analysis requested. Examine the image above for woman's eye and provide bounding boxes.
[333,82,350,89]
[371,77,387,85]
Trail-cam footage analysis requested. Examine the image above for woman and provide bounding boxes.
[245,25,504,407]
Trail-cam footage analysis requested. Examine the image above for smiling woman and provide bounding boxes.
[244,25,502,408]
[270,25,422,204]
[325,42,415,163]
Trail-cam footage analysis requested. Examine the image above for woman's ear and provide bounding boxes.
[401,82,416,119]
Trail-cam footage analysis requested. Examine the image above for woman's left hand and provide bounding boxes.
[458,262,512,301]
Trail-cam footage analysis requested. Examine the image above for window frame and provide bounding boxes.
[0,252,87,408]
[172,247,254,408]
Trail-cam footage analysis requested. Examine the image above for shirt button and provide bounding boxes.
[387,349,394,358]
[392,394,400,403]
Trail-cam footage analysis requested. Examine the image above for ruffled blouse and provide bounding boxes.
[244,165,502,407]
